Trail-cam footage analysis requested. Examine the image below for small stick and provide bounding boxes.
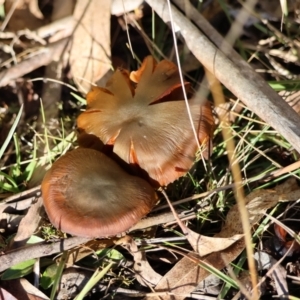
[0,38,69,87]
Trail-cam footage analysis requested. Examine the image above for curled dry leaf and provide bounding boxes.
[117,236,162,287]
[185,227,243,257]
[77,56,214,186]
[10,197,43,249]
[41,148,157,237]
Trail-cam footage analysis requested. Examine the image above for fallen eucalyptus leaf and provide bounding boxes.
[70,0,111,92]
[117,236,162,287]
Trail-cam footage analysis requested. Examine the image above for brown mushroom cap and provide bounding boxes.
[41,148,157,237]
[77,56,214,186]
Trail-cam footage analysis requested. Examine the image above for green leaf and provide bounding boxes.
[0,4,5,19]
[71,92,86,105]
[0,176,19,193]
[1,259,36,280]
[1,236,44,280]
[50,251,68,300]
[75,261,115,300]
[78,248,124,268]
[268,80,300,91]
[97,248,124,261]
[22,134,37,183]
[40,264,59,289]
[27,235,44,244]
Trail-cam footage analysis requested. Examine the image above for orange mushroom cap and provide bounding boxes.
[77,56,214,186]
[41,148,157,237]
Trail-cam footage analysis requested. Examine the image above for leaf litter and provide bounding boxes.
[1,0,300,299]
[148,178,300,299]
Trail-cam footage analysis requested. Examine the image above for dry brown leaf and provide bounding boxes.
[145,240,245,300]
[146,254,200,300]
[70,0,111,92]
[117,236,162,287]
[10,197,43,249]
[144,189,244,299]
[185,227,243,256]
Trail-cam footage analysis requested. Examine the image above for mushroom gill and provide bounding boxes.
[77,56,214,186]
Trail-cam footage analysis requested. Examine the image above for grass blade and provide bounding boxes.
[75,261,114,300]
[0,105,23,160]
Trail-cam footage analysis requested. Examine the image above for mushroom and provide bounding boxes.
[41,148,157,237]
[77,56,214,186]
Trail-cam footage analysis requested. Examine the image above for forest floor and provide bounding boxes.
[1,0,300,299]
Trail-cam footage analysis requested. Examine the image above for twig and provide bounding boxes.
[0,198,194,273]
[3,185,41,203]
[131,210,197,231]
[36,16,74,41]
[0,38,69,87]
[160,189,188,235]
[0,236,91,273]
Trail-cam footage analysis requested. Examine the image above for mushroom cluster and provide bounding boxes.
[41,56,214,238]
